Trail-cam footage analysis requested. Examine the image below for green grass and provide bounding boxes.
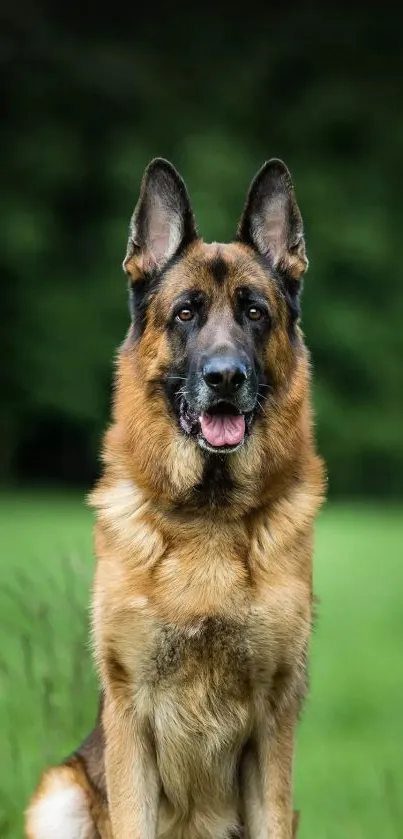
[1,493,402,838]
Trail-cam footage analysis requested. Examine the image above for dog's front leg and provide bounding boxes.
[103,696,160,839]
[243,707,297,839]
[263,707,296,839]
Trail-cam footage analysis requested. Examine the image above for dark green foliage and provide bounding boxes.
[1,6,402,495]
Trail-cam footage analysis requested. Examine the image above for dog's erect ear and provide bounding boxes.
[237,159,308,282]
[123,158,197,279]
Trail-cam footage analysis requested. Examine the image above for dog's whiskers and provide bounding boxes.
[256,395,271,417]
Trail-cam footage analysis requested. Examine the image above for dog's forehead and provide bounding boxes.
[159,241,278,310]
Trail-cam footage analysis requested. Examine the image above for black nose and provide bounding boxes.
[203,356,248,394]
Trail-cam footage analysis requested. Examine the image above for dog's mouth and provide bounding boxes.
[179,399,252,453]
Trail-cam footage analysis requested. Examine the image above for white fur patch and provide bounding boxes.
[26,778,95,839]
[92,478,165,566]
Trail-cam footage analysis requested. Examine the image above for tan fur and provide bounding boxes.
[26,188,325,839]
[93,241,324,839]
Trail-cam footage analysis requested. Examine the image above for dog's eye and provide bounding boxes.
[247,306,263,321]
[176,308,194,322]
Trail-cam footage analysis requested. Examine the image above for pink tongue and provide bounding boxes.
[199,413,245,447]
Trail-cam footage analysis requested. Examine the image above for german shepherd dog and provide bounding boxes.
[26,158,325,839]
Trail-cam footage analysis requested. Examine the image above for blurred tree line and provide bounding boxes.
[1,3,402,496]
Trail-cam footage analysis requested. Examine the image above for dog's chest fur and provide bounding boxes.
[93,478,313,835]
[144,599,307,837]
[150,617,253,825]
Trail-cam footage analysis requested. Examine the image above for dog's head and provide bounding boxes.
[122,158,308,464]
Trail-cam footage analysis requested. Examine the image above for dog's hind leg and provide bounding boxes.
[25,761,100,839]
[25,697,111,839]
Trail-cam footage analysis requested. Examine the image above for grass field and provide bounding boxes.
[1,493,402,838]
